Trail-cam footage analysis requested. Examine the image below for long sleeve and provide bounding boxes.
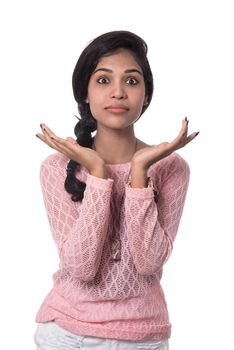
[124,153,190,276]
[36,154,187,340]
[40,153,113,281]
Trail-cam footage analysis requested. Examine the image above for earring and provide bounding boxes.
[144,101,148,106]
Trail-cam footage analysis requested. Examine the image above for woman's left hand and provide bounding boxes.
[131,118,199,171]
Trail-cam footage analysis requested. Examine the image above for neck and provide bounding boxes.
[93,127,138,164]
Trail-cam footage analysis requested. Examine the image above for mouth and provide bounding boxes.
[105,105,129,113]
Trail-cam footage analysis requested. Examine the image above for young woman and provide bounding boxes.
[34,30,198,350]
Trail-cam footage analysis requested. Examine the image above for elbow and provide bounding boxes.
[62,262,98,281]
[73,265,98,281]
[134,261,160,276]
[76,271,97,282]
[60,249,99,281]
[133,250,172,276]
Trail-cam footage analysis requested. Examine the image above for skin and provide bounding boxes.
[36,49,199,187]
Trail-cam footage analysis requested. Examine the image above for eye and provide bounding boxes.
[97,76,110,84]
[126,77,139,85]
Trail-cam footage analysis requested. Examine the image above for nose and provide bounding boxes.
[111,82,127,99]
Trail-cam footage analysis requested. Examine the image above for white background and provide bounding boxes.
[0,1,233,349]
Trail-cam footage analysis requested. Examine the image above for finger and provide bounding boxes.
[66,137,77,144]
[40,124,58,145]
[181,117,189,136]
[36,132,44,140]
[40,123,56,137]
[36,132,52,144]
[40,124,81,155]
[185,131,200,144]
[173,119,188,144]
[37,125,78,156]
[36,132,62,151]
[50,135,76,147]
[50,136,81,157]
[39,124,64,145]
[170,128,186,147]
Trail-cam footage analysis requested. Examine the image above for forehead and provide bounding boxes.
[96,49,142,71]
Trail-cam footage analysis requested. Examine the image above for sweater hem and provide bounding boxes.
[36,314,171,341]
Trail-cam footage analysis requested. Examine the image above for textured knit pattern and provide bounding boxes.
[36,152,190,341]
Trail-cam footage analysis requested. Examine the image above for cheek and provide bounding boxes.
[132,86,146,104]
[87,84,103,105]
[133,93,146,110]
[88,102,98,118]
[88,96,103,120]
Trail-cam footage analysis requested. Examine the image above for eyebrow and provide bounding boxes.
[93,68,143,75]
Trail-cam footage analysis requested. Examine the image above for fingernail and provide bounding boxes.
[195,131,200,136]
[40,123,46,131]
[35,134,40,138]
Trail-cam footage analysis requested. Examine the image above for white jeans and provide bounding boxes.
[34,322,169,350]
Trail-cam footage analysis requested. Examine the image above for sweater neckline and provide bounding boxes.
[105,162,131,170]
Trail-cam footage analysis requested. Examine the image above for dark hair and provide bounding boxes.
[65,30,154,201]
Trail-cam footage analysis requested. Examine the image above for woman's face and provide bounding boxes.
[86,49,147,131]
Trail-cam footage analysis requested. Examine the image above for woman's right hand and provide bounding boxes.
[36,124,107,178]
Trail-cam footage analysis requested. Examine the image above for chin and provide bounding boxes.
[96,119,133,130]
[108,122,135,130]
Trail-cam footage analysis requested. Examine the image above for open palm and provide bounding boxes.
[36,124,105,173]
[132,118,199,170]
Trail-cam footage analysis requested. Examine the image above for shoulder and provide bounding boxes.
[40,152,68,178]
[150,152,189,173]
[40,153,88,183]
[166,152,190,175]
[149,152,190,189]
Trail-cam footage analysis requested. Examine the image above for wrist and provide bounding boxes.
[89,162,107,179]
[130,165,148,188]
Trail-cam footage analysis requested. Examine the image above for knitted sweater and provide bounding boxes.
[35,151,190,341]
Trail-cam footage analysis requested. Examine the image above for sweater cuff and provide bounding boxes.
[86,173,114,191]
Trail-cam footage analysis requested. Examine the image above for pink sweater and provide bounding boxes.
[35,151,190,341]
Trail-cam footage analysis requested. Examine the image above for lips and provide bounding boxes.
[105,105,129,113]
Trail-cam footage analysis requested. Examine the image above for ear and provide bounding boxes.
[143,97,148,106]
[85,98,89,103]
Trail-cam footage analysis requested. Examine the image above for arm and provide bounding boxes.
[40,154,113,281]
[125,153,190,275]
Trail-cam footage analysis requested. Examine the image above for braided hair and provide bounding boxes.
[65,30,154,201]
